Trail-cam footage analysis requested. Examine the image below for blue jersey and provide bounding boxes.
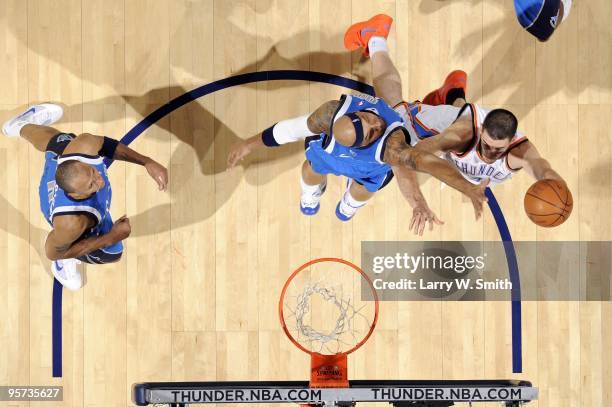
[39,152,122,254]
[305,94,410,192]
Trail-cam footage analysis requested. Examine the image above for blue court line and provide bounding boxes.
[52,278,63,377]
[485,188,522,373]
[52,70,522,377]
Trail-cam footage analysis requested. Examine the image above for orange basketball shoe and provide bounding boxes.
[422,70,468,106]
[344,14,393,57]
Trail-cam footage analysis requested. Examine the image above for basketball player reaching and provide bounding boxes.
[227,79,488,232]
[2,104,168,290]
[344,14,566,207]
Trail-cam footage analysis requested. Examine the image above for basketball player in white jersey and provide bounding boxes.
[345,14,566,229]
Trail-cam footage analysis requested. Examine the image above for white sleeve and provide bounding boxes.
[261,115,317,146]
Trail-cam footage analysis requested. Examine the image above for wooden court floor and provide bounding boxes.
[0,0,611,406]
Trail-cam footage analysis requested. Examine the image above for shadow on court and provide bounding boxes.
[73,83,309,237]
[418,0,612,117]
[0,194,53,278]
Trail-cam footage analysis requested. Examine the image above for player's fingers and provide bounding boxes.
[418,217,426,236]
[409,214,418,232]
[433,215,445,225]
[412,214,422,235]
[158,172,168,191]
[474,202,483,220]
[161,169,169,184]
[228,150,241,167]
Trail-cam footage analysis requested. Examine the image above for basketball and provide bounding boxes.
[524,179,573,227]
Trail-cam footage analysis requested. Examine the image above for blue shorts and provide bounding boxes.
[77,246,123,264]
[305,149,394,193]
[514,0,561,41]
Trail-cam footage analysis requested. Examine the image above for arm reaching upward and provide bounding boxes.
[507,140,565,182]
[393,165,444,235]
[227,100,340,169]
[413,118,474,156]
[383,129,488,220]
[63,133,168,191]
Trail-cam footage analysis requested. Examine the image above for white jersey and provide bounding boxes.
[399,102,527,186]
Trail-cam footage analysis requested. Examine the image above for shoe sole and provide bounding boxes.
[2,104,64,137]
[335,202,353,222]
[344,14,393,54]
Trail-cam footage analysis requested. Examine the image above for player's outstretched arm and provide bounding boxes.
[392,165,444,236]
[413,119,473,156]
[507,140,565,183]
[45,214,131,261]
[63,133,168,191]
[226,100,340,169]
[383,130,488,220]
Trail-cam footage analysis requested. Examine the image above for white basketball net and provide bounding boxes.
[283,278,376,355]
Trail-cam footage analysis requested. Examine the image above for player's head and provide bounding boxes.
[333,111,386,148]
[55,160,105,198]
[480,109,518,161]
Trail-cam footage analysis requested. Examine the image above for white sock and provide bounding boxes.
[338,188,368,218]
[300,177,325,208]
[560,0,572,22]
[368,36,388,56]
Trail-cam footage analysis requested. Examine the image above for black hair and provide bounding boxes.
[55,160,82,193]
[482,109,518,140]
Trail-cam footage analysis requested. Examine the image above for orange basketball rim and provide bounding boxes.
[279,257,380,389]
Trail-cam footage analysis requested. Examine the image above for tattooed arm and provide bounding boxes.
[383,129,488,219]
[393,165,444,236]
[306,100,341,133]
[227,100,340,169]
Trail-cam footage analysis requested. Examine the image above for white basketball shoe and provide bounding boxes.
[52,258,83,291]
[2,103,64,137]
[300,181,327,216]
[335,179,368,222]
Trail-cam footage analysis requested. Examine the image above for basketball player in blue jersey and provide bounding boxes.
[514,0,572,41]
[2,104,168,290]
[344,14,567,227]
[227,90,489,226]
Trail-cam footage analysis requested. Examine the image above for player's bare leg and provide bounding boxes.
[370,45,404,107]
[348,180,374,201]
[20,124,64,152]
[344,14,400,107]
[371,47,468,110]
[300,160,328,215]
